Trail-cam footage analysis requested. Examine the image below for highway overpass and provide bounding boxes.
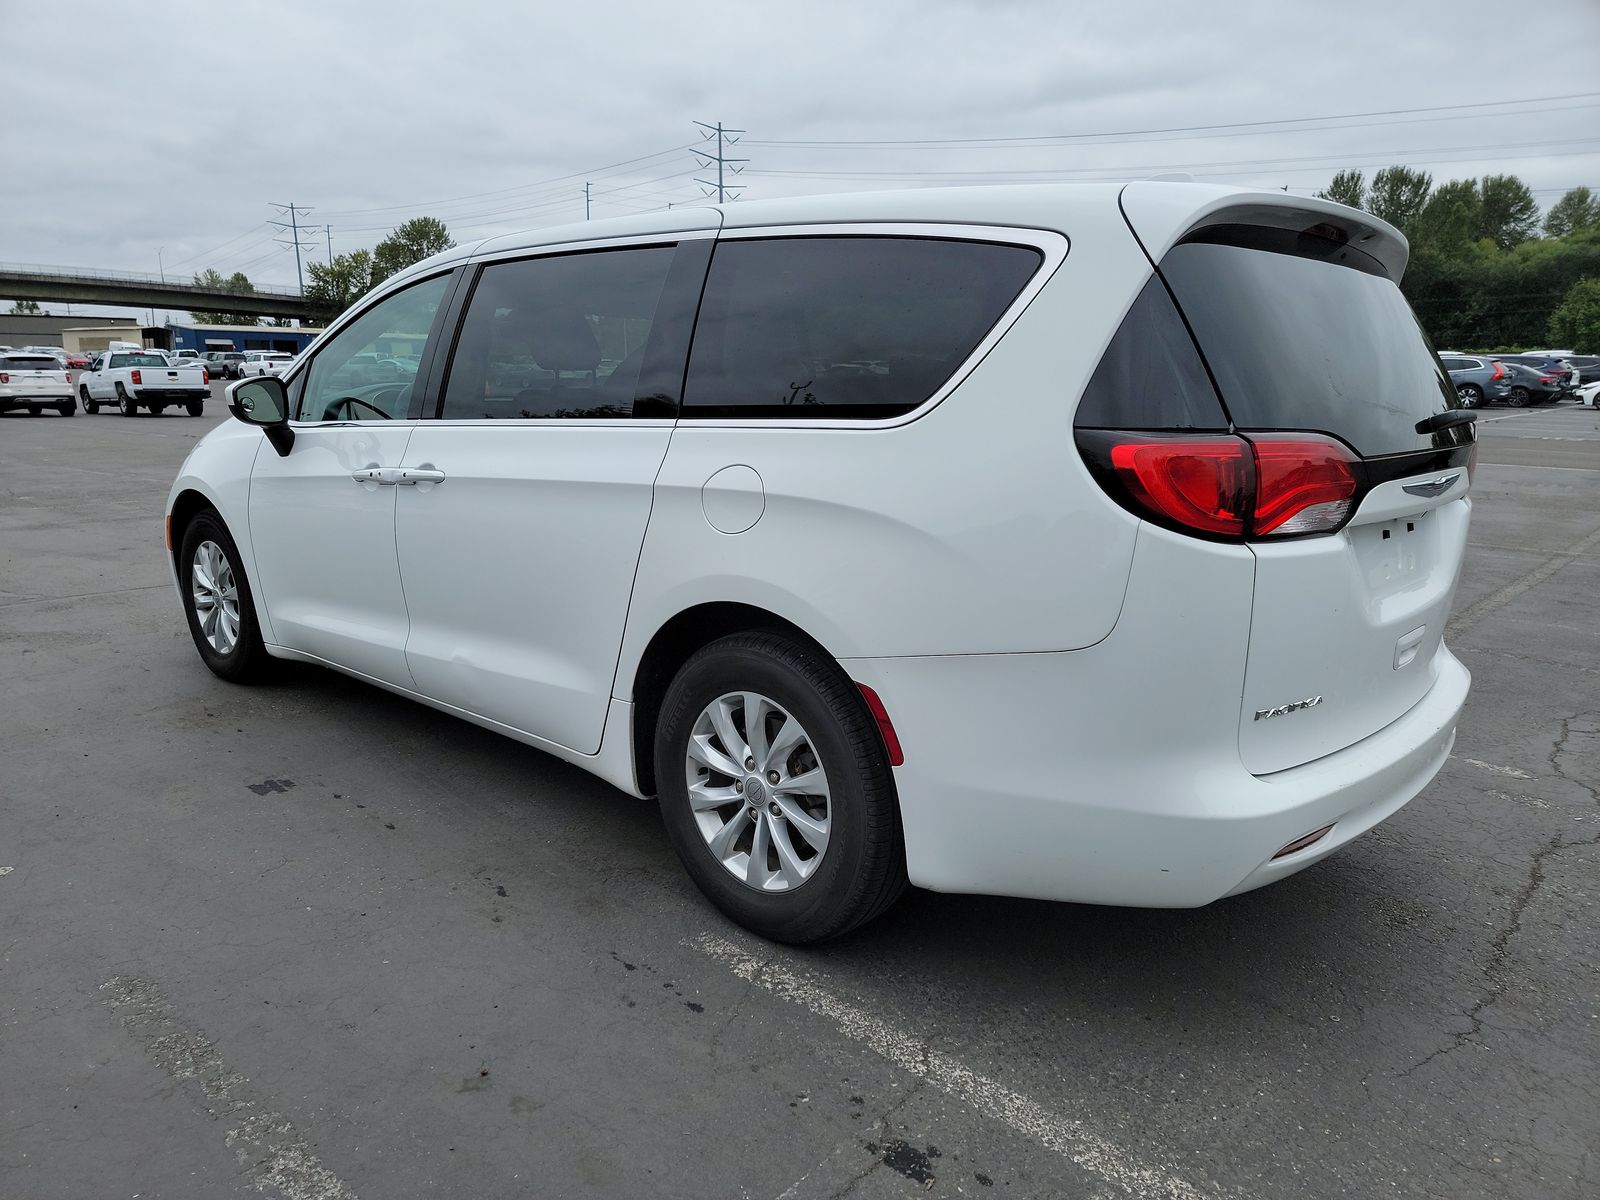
[1,263,315,320]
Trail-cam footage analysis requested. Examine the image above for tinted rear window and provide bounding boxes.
[2,356,62,369]
[1159,227,1459,456]
[682,236,1042,420]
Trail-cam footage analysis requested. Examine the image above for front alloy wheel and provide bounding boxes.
[190,540,240,654]
[686,692,832,892]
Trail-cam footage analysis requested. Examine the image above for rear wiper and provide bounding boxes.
[1415,410,1477,435]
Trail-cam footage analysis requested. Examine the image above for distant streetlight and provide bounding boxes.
[157,247,165,284]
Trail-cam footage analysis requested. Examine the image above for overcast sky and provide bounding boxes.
[3,0,1597,314]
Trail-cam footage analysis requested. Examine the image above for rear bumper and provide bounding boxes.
[132,389,208,401]
[846,643,1469,908]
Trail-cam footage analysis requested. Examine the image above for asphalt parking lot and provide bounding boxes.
[2,396,1597,1200]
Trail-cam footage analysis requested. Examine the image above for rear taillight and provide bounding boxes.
[1105,435,1252,538]
[1490,361,1505,380]
[0,373,9,384]
[1249,434,1362,536]
[131,369,142,385]
[1079,431,1362,541]
[201,368,209,384]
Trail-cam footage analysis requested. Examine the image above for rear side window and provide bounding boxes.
[440,245,678,420]
[1072,276,1228,430]
[681,236,1042,420]
[1159,226,1459,456]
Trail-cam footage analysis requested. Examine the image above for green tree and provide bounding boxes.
[189,269,262,325]
[8,299,44,315]
[1476,174,1540,250]
[305,250,374,322]
[1543,186,1600,238]
[1316,169,1366,210]
[371,217,455,287]
[1548,277,1600,353]
[1414,178,1480,254]
[1365,166,1433,238]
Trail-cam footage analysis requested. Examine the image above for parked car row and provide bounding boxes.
[1439,351,1589,407]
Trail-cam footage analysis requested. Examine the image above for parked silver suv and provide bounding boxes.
[1438,354,1512,407]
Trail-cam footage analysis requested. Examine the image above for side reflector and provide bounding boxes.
[855,683,904,767]
[1272,823,1336,860]
[164,514,172,551]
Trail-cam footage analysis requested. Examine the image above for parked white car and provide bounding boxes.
[0,352,75,416]
[236,351,294,378]
[165,183,1474,941]
[1579,380,1600,407]
[79,351,209,416]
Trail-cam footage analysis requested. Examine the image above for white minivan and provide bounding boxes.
[166,183,1474,941]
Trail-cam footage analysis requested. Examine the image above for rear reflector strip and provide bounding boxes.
[1272,823,1336,860]
[855,683,904,767]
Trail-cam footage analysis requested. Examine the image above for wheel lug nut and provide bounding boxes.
[767,771,780,785]
[744,756,755,770]
[768,801,782,817]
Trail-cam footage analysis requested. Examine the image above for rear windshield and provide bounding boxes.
[1,356,62,370]
[110,354,171,367]
[1159,226,1458,456]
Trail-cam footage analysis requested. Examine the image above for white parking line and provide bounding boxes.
[100,976,357,1200]
[692,932,1212,1200]
[1460,757,1532,779]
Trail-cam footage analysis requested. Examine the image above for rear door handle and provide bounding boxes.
[352,466,405,485]
[397,467,445,484]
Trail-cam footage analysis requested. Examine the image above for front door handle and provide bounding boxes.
[352,466,446,486]
[352,466,406,485]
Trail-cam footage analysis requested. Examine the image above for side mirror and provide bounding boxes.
[228,377,295,456]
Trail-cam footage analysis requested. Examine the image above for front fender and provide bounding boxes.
[166,421,270,640]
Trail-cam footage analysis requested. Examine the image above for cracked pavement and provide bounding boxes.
[1,401,1597,1198]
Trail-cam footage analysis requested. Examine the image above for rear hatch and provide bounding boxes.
[1,356,68,390]
[1112,194,1474,774]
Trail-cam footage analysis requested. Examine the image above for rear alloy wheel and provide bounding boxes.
[116,385,137,417]
[81,385,97,415]
[1508,386,1530,407]
[178,511,272,683]
[655,631,907,943]
[1456,383,1482,408]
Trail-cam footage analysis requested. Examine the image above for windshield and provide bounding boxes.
[1160,226,1460,456]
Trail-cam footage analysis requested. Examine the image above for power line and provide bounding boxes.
[694,121,747,203]
[315,144,693,220]
[745,91,1600,148]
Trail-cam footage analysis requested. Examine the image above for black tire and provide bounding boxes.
[57,401,74,417]
[655,631,907,943]
[152,404,167,416]
[177,510,273,684]
[115,384,137,417]
[80,385,97,415]
[186,401,204,417]
[1508,386,1529,408]
[1456,383,1483,408]
[26,405,40,416]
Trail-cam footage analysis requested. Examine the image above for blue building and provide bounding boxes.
[165,322,324,355]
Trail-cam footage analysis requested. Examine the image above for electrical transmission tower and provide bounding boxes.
[270,202,319,296]
[693,121,747,203]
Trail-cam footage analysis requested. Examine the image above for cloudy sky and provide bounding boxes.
[3,0,1597,310]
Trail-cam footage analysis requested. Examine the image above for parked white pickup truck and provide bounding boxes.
[236,351,294,378]
[79,351,209,416]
